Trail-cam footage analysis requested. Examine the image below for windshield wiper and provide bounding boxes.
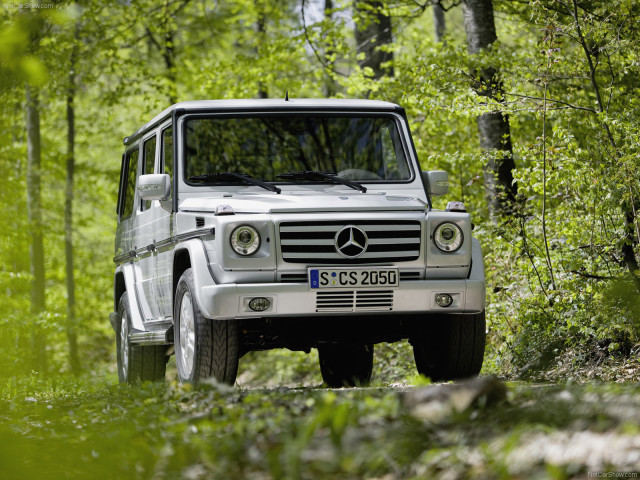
[188,172,281,194]
[276,171,367,193]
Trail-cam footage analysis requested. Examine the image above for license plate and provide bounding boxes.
[309,267,399,289]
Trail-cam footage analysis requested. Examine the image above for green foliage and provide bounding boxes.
[1,0,640,384]
[0,375,412,479]
[2,376,640,478]
[479,0,640,374]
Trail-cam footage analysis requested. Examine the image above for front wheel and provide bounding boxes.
[174,268,239,385]
[411,311,486,382]
[318,343,374,387]
[116,294,167,384]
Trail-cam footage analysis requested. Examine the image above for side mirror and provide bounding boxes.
[423,170,449,196]
[138,174,170,201]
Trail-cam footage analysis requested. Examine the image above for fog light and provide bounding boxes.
[435,293,453,308]
[249,297,271,312]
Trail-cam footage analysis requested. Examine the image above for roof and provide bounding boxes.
[123,98,403,146]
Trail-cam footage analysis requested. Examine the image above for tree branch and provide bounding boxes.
[300,0,349,78]
[504,92,596,113]
[569,270,615,281]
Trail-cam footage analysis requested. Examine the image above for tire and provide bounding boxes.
[174,268,239,385]
[318,343,374,387]
[116,294,167,384]
[411,311,486,382]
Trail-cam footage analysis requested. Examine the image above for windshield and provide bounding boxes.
[183,114,412,185]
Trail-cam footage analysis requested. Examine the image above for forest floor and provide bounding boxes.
[2,349,640,480]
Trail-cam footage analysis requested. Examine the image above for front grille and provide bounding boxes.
[280,220,421,264]
[315,290,394,312]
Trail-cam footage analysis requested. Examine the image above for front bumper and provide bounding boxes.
[197,278,485,320]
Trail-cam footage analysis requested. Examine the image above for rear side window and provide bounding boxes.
[144,136,156,175]
[162,126,173,197]
[121,148,139,220]
[142,136,157,210]
[116,153,126,215]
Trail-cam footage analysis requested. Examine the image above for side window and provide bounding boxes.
[144,136,156,175]
[162,126,173,198]
[116,153,126,215]
[121,148,139,220]
[141,135,157,211]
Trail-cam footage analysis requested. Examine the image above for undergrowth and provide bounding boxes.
[2,373,640,479]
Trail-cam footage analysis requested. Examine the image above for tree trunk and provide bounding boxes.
[26,85,47,373]
[622,203,640,290]
[462,0,517,215]
[163,29,177,104]
[255,11,268,99]
[323,0,338,97]
[65,42,80,375]
[354,0,394,80]
[433,2,446,43]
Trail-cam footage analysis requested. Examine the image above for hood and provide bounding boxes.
[179,191,428,214]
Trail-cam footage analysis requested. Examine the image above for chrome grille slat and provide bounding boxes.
[281,239,335,246]
[280,223,421,233]
[283,251,420,259]
[367,238,420,245]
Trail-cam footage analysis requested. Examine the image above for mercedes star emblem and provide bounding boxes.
[335,225,368,258]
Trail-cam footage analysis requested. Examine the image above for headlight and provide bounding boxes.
[230,225,260,255]
[434,222,463,252]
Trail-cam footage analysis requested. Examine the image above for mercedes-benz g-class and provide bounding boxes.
[110,99,486,387]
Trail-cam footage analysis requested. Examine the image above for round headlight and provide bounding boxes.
[230,225,260,255]
[434,222,463,252]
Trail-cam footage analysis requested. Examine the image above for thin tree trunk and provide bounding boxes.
[26,84,47,373]
[65,40,80,374]
[354,0,394,80]
[433,2,446,43]
[621,206,640,290]
[163,29,177,104]
[462,0,517,215]
[255,12,268,99]
[323,0,337,97]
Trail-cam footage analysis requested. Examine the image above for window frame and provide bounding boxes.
[161,125,174,200]
[120,147,139,221]
[116,153,126,216]
[140,132,158,212]
[180,112,416,187]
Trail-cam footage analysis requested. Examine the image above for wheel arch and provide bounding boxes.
[114,270,126,313]
[112,264,145,331]
[466,237,486,312]
[172,248,192,312]
[469,237,485,282]
[171,239,216,320]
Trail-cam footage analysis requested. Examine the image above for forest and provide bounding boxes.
[1,0,640,478]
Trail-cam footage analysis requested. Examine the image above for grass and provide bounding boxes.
[2,368,640,479]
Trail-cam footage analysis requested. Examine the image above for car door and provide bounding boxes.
[154,124,174,320]
[134,132,163,321]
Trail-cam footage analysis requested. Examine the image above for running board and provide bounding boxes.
[129,325,174,345]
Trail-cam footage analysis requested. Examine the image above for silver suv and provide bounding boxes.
[110,99,486,387]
